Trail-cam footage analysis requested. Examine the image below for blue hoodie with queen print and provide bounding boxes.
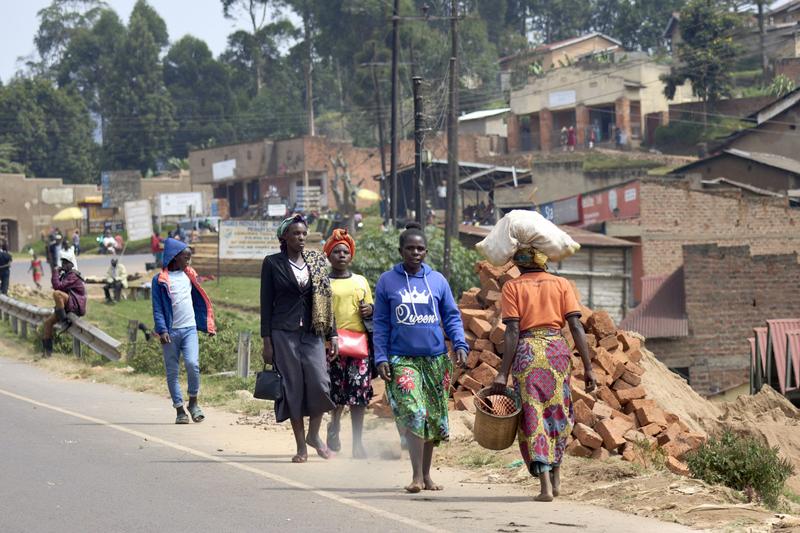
[372,262,469,365]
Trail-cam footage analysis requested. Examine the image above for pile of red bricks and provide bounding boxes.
[450,260,706,476]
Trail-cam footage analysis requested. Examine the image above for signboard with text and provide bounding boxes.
[123,200,153,242]
[158,192,203,217]
[580,181,640,226]
[212,159,236,181]
[537,195,582,225]
[219,220,281,259]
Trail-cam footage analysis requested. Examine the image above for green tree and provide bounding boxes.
[31,0,108,75]
[164,36,238,156]
[0,143,27,174]
[662,0,740,125]
[0,78,97,182]
[103,0,176,172]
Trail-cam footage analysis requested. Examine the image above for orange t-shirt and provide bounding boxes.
[501,271,581,330]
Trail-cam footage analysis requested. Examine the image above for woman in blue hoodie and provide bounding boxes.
[373,223,468,493]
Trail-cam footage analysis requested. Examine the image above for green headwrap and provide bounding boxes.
[277,215,306,239]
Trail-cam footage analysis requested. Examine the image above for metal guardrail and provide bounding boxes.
[0,294,121,361]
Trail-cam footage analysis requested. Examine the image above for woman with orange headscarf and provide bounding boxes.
[324,229,374,458]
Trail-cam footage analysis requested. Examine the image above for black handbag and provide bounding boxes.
[362,313,379,379]
[254,365,283,401]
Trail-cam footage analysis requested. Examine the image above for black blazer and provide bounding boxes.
[260,252,334,339]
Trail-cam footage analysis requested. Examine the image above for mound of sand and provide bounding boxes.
[638,347,722,434]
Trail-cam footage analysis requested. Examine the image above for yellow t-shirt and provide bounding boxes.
[331,274,374,332]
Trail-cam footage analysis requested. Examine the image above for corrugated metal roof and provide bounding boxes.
[618,268,689,338]
[459,108,510,122]
[671,148,800,176]
[749,337,756,368]
[458,222,636,248]
[766,319,800,393]
[641,274,669,304]
[787,330,800,391]
[754,326,768,372]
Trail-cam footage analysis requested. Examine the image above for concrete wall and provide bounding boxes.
[140,172,214,214]
[459,116,508,137]
[677,154,800,192]
[607,180,800,283]
[647,244,800,396]
[0,174,99,251]
[540,35,622,71]
[494,160,649,207]
[188,140,273,185]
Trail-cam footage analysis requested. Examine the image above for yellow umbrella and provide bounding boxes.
[356,188,381,202]
[52,207,84,221]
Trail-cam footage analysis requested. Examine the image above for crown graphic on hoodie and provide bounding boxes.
[399,287,430,305]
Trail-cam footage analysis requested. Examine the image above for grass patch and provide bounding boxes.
[582,154,662,172]
[687,431,795,510]
[457,446,506,469]
[203,277,261,310]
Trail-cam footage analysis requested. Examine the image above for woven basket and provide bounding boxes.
[473,387,521,450]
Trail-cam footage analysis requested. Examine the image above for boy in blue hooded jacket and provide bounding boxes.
[152,238,216,424]
[373,223,468,493]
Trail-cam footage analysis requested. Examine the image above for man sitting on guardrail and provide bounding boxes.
[42,248,87,357]
[103,258,128,303]
[152,238,216,424]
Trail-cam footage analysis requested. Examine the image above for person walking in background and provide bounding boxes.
[491,246,597,502]
[104,258,128,303]
[41,248,86,357]
[559,127,568,152]
[29,252,43,290]
[0,240,11,295]
[72,229,81,256]
[152,238,216,424]
[373,223,468,493]
[324,229,374,459]
[151,231,164,268]
[260,215,338,463]
[567,126,576,152]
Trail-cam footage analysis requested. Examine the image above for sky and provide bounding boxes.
[0,0,282,82]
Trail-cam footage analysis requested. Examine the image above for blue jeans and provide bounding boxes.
[161,327,200,408]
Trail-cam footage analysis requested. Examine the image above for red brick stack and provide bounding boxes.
[451,261,706,475]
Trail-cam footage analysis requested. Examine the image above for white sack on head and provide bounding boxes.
[475,209,580,266]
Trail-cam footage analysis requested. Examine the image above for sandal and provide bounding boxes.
[305,438,335,460]
[175,411,190,424]
[188,405,205,423]
[326,423,342,452]
[291,453,308,463]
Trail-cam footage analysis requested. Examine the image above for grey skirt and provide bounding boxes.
[272,329,335,422]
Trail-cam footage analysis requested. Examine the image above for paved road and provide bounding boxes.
[8,253,153,287]
[0,350,696,533]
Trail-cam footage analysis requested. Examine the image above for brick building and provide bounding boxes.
[620,244,800,396]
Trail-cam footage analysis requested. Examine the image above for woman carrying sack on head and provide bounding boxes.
[373,223,469,493]
[491,246,596,502]
[260,215,338,463]
[323,229,374,458]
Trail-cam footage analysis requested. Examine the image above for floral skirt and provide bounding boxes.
[386,354,452,444]
[329,356,373,406]
[512,328,574,475]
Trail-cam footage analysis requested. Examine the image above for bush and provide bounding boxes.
[352,224,480,297]
[686,431,795,509]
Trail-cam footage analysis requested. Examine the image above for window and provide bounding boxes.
[201,158,205,167]
[670,367,690,384]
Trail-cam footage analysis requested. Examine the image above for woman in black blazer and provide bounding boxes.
[261,215,338,462]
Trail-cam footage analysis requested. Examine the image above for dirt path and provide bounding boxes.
[1,333,798,532]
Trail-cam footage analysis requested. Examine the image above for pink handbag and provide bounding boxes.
[337,328,369,359]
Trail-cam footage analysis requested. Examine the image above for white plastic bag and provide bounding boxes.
[475,210,580,266]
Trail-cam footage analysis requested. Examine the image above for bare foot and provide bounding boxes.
[423,477,443,491]
[405,481,424,493]
[306,436,335,460]
[353,443,368,459]
[534,492,554,502]
[551,470,561,497]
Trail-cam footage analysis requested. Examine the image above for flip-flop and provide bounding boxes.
[188,405,205,423]
[306,438,335,460]
[291,454,308,463]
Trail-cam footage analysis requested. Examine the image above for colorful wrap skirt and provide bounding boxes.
[329,356,374,407]
[512,327,575,475]
[386,354,452,445]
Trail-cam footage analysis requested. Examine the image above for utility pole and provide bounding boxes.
[757,0,769,80]
[390,0,400,227]
[443,0,459,279]
[413,76,424,227]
